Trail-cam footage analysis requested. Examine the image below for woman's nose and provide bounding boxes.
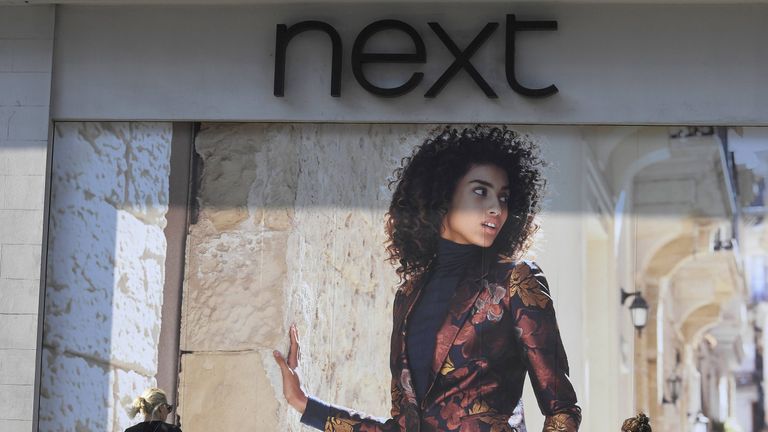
[488,202,501,215]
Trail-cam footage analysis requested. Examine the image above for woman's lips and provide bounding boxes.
[481,221,498,236]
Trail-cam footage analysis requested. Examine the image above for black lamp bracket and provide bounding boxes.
[621,288,640,304]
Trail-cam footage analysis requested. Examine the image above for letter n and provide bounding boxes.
[274,21,343,97]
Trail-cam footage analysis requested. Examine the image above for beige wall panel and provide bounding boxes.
[178,352,278,432]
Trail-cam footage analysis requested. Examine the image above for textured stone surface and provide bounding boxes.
[39,350,113,432]
[181,123,300,351]
[178,352,278,432]
[181,124,425,429]
[41,122,171,431]
[182,229,289,351]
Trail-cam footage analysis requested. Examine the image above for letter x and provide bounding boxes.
[425,22,499,98]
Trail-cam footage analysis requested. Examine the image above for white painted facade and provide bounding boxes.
[49,4,768,124]
[0,5,53,432]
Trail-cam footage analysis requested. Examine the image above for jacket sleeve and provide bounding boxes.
[299,377,404,431]
[300,289,409,432]
[506,261,582,432]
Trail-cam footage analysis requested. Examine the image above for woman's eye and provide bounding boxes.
[473,187,487,197]
[499,195,509,203]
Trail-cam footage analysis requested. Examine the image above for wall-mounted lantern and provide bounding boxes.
[689,411,709,425]
[621,288,649,334]
[662,374,683,405]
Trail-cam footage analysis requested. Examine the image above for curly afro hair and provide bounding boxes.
[385,125,546,285]
[621,413,651,432]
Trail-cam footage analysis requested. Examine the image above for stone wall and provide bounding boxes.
[0,6,54,432]
[41,122,171,431]
[179,123,426,431]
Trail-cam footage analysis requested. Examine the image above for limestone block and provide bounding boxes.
[45,208,164,372]
[52,122,129,210]
[38,349,113,432]
[195,124,261,231]
[0,383,33,420]
[45,121,170,373]
[0,210,44,244]
[45,200,121,363]
[0,278,39,314]
[110,210,166,373]
[5,175,45,210]
[0,349,36,385]
[52,122,171,226]
[0,244,41,280]
[181,229,287,351]
[6,106,48,141]
[0,73,50,106]
[123,124,171,227]
[0,420,32,432]
[178,352,278,432]
[180,124,434,429]
[0,140,47,176]
[0,315,37,350]
[195,123,299,232]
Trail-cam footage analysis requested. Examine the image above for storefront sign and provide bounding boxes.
[274,15,558,98]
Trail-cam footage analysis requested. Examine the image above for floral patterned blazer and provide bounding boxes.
[306,257,581,432]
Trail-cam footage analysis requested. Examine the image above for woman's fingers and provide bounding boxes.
[273,350,290,374]
[288,324,300,370]
[273,343,308,414]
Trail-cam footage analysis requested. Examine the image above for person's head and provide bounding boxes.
[621,413,652,432]
[386,125,545,283]
[128,387,173,421]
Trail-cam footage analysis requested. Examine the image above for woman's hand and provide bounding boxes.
[273,324,309,414]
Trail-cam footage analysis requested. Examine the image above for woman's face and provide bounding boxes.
[441,164,510,247]
[154,401,171,421]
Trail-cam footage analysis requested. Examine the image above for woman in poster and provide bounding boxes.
[274,125,581,432]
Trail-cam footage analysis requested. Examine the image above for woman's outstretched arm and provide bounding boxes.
[274,325,403,431]
[506,262,582,432]
[273,325,309,414]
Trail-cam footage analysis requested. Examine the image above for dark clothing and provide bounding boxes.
[124,421,182,432]
[301,256,581,432]
[406,238,480,403]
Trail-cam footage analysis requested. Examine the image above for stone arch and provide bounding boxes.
[681,304,722,346]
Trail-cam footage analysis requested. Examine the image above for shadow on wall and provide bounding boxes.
[39,122,171,431]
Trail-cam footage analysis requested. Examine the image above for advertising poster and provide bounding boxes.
[36,123,768,432]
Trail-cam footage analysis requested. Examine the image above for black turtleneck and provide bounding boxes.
[406,237,481,404]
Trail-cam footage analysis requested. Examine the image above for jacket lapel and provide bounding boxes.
[428,252,491,390]
[392,274,429,406]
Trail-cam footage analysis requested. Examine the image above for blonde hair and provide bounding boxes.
[128,387,168,419]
